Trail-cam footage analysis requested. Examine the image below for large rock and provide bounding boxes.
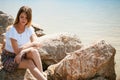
[0,11,14,43]
[31,23,45,37]
[37,33,83,68]
[0,11,14,33]
[47,40,116,80]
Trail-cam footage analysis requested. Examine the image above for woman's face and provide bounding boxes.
[19,12,28,26]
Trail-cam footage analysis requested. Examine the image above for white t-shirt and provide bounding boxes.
[5,26,35,53]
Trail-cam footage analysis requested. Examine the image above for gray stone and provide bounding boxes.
[0,12,14,28]
[31,23,45,37]
[0,11,14,43]
[0,11,4,14]
[0,69,26,80]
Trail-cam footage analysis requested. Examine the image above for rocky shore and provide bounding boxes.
[0,11,116,80]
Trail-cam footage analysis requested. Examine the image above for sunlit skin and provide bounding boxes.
[15,12,28,34]
[19,12,28,27]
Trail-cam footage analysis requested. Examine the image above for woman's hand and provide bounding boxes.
[14,53,22,64]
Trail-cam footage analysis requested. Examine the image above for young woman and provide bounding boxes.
[1,6,47,80]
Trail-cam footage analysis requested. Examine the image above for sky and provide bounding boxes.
[0,0,120,33]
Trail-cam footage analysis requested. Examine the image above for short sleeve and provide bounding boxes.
[6,27,18,40]
[28,26,35,36]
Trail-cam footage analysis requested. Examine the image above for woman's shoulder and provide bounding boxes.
[5,25,15,36]
[25,26,35,35]
[6,25,14,31]
[26,26,34,31]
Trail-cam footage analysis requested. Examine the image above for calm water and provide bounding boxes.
[0,0,120,79]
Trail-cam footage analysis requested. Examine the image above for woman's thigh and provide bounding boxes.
[26,52,33,59]
[18,59,34,69]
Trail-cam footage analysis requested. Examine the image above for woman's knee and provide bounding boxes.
[32,49,39,54]
[26,49,40,59]
[30,49,40,57]
[18,59,35,69]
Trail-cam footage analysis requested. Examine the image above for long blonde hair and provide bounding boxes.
[13,6,32,27]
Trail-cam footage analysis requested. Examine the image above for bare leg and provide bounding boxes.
[19,47,43,72]
[26,48,43,72]
[18,59,47,80]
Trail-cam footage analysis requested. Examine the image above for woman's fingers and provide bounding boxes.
[15,54,22,64]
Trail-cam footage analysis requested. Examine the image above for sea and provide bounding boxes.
[0,0,120,79]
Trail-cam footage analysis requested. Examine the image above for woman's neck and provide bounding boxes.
[15,23,25,34]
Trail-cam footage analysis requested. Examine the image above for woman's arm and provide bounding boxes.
[21,41,41,50]
[30,33,38,42]
[10,38,21,54]
[10,37,37,55]
[20,33,41,50]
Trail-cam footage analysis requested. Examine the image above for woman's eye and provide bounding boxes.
[20,16,27,19]
[21,17,23,18]
[20,16,24,18]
